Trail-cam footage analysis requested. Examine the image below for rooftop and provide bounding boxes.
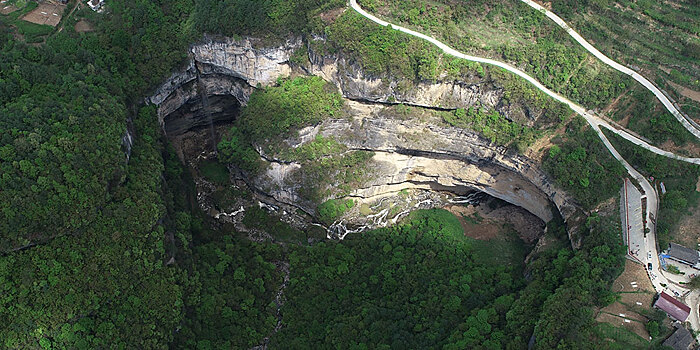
[668,243,699,265]
[655,291,691,322]
[663,325,695,350]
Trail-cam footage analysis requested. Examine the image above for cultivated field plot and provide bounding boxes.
[0,0,18,15]
[596,259,656,340]
[21,1,65,27]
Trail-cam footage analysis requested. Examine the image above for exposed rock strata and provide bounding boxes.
[257,101,578,226]
[150,37,585,247]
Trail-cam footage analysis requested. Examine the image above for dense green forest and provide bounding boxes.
[544,116,627,209]
[0,0,686,348]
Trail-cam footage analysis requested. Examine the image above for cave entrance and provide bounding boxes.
[162,93,241,163]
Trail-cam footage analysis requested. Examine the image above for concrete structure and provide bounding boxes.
[668,243,700,267]
[655,291,691,322]
[663,324,696,350]
[621,179,645,262]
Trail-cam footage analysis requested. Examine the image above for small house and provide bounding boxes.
[663,324,696,350]
[654,291,691,322]
[668,243,700,267]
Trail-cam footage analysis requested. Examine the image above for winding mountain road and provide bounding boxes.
[519,0,700,139]
[348,0,700,336]
[348,0,700,165]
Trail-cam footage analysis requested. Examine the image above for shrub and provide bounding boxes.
[317,198,355,223]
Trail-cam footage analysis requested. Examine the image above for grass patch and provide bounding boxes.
[594,323,649,349]
[218,77,344,174]
[465,231,528,268]
[199,160,230,185]
[405,209,464,241]
[242,206,307,243]
[407,209,528,267]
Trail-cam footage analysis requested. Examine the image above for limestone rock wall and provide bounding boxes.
[149,37,585,247]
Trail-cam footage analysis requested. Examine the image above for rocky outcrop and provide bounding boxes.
[308,46,503,112]
[149,37,300,133]
[192,38,301,87]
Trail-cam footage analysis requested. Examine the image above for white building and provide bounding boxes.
[88,0,104,12]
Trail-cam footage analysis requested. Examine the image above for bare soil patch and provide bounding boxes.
[674,204,700,249]
[612,260,655,294]
[525,130,556,162]
[594,195,619,219]
[479,205,544,243]
[319,7,345,24]
[660,139,700,158]
[446,205,500,240]
[0,3,18,14]
[667,80,700,104]
[74,20,93,33]
[596,313,649,339]
[446,199,544,243]
[22,2,65,27]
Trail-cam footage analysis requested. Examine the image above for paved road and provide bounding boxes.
[520,0,700,140]
[348,0,700,334]
[601,124,700,165]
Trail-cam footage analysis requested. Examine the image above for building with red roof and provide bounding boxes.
[654,291,691,322]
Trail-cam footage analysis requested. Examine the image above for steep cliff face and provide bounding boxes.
[150,37,585,246]
[149,37,298,135]
[256,101,578,224]
[151,37,547,133]
[308,46,502,113]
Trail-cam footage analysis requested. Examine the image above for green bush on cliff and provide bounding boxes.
[239,76,343,142]
[218,76,344,173]
[443,107,537,151]
[317,198,355,223]
[218,126,262,173]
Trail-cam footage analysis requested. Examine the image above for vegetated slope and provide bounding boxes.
[357,0,628,110]
[549,0,700,120]
[355,0,700,147]
[310,9,574,144]
[544,116,626,209]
